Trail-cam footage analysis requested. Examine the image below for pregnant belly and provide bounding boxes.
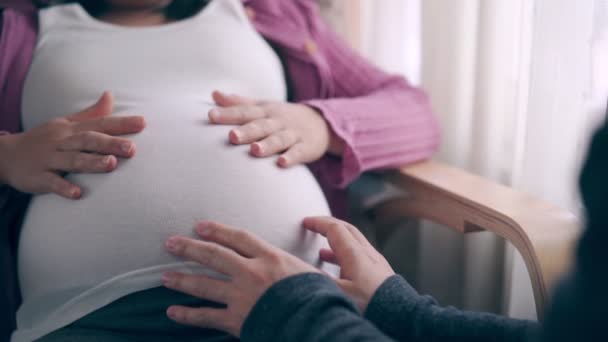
[17,103,332,301]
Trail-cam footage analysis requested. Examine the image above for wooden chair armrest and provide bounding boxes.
[372,160,580,319]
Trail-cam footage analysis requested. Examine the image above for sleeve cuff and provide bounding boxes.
[303,99,362,188]
[364,275,431,338]
[302,91,440,189]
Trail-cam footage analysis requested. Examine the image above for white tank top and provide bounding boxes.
[14,2,332,341]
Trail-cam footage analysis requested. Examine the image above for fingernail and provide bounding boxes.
[230,130,241,143]
[70,187,81,199]
[121,142,133,154]
[167,306,178,319]
[165,237,181,252]
[252,143,263,155]
[196,222,210,237]
[278,156,288,167]
[102,156,112,165]
[209,109,220,121]
[131,117,146,130]
[162,272,175,286]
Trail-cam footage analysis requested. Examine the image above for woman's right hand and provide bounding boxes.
[0,92,146,199]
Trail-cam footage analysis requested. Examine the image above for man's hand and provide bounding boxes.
[162,221,320,337]
[208,90,344,168]
[303,216,395,313]
[0,92,145,199]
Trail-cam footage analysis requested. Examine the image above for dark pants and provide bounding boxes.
[36,287,237,342]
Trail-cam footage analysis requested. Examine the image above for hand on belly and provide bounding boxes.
[8,92,145,199]
[208,90,344,168]
[18,102,332,300]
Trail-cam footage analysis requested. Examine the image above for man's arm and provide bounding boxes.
[243,272,538,342]
[241,273,395,342]
[542,116,608,341]
[365,275,539,342]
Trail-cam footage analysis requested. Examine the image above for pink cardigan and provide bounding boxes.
[0,0,439,339]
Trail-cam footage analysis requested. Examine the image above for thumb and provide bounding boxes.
[68,91,114,121]
[212,90,257,107]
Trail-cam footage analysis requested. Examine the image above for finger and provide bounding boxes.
[319,248,338,265]
[304,217,358,241]
[302,217,360,265]
[162,271,230,303]
[230,118,282,145]
[58,131,136,157]
[49,152,117,173]
[208,105,266,125]
[342,221,376,249]
[195,222,271,258]
[39,172,81,199]
[165,236,246,276]
[277,142,308,168]
[212,90,257,107]
[167,306,230,332]
[74,116,146,136]
[67,91,114,121]
[308,216,372,248]
[250,130,298,157]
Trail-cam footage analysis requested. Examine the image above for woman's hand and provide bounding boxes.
[0,92,146,199]
[162,221,320,337]
[303,216,395,313]
[208,90,344,168]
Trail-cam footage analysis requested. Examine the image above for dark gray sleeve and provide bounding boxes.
[365,275,540,341]
[240,273,395,342]
[541,118,608,341]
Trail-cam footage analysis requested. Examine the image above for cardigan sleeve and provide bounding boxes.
[301,7,440,188]
[364,275,539,342]
[0,8,9,195]
[0,6,37,134]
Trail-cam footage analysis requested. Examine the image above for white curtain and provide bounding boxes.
[321,0,608,319]
[319,0,421,83]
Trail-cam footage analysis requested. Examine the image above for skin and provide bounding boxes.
[163,217,395,338]
[95,1,346,163]
[1,1,344,197]
[97,0,173,26]
[210,91,344,167]
[15,0,341,181]
[2,1,356,338]
[105,0,171,8]
[0,92,145,199]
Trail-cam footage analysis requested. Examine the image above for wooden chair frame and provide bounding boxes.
[372,161,580,319]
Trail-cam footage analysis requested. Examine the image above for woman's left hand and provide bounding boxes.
[208,90,344,167]
[162,221,320,337]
